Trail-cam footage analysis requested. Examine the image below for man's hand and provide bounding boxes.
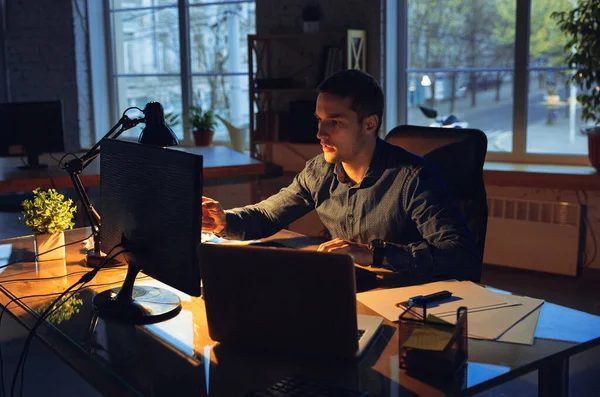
[317,238,372,266]
[202,196,226,234]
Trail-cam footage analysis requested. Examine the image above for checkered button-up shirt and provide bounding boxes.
[221,138,481,282]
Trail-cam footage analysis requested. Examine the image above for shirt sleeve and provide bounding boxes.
[384,164,482,282]
[216,165,316,240]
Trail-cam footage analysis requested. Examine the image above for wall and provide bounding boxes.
[3,0,90,152]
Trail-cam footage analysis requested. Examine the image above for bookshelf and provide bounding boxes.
[247,30,367,161]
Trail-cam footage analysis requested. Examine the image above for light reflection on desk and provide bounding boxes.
[467,362,510,387]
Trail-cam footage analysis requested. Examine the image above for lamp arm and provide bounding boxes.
[64,114,143,258]
[80,115,143,170]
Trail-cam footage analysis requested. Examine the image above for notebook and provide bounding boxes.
[198,243,383,358]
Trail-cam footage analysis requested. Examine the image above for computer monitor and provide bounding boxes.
[0,100,65,169]
[97,138,203,324]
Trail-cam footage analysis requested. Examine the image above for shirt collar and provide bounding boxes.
[362,137,387,181]
[332,137,387,185]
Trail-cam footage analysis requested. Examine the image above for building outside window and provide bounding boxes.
[108,0,255,145]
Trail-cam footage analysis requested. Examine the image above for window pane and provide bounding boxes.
[189,2,255,73]
[529,0,572,68]
[112,7,180,74]
[526,1,585,155]
[115,76,184,140]
[111,0,177,9]
[407,71,514,153]
[407,1,516,153]
[189,0,250,4]
[191,75,250,145]
[407,0,515,69]
[526,70,587,155]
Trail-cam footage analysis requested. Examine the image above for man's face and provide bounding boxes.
[315,92,370,164]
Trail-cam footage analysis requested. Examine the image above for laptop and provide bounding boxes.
[198,243,383,359]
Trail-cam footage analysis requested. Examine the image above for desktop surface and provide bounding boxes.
[0,228,599,396]
[0,146,266,193]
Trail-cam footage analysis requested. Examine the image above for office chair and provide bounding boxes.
[385,125,488,282]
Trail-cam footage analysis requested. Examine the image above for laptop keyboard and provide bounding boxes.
[357,329,366,340]
[247,376,368,397]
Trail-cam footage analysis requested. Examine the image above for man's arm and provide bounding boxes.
[217,169,315,240]
[384,164,482,282]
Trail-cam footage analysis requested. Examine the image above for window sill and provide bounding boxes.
[484,162,600,190]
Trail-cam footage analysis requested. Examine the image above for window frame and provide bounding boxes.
[106,0,255,146]
[391,0,588,166]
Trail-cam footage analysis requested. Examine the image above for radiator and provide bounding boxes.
[483,197,584,276]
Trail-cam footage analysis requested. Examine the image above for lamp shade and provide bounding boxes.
[138,102,179,146]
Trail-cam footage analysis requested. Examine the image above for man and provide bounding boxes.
[202,70,481,283]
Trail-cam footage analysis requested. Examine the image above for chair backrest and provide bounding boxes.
[385,125,488,281]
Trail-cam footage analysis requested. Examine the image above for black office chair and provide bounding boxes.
[385,125,488,282]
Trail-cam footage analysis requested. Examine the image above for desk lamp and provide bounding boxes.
[64,102,179,267]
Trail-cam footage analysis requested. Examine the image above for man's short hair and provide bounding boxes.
[317,69,384,134]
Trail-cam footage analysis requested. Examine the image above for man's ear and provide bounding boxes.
[364,114,379,134]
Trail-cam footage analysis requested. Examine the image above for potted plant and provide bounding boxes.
[302,4,321,33]
[188,106,216,146]
[19,188,77,261]
[164,111,181,128]
[551,2,600,168]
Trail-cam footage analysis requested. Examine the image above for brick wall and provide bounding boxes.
[4,0,90,152]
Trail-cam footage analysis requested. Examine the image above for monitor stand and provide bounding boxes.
[17,153,48,170]
[93,263,182,324]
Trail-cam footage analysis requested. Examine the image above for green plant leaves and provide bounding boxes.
[19,188,77,234]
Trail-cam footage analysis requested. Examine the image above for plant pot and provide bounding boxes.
[35,232,66,261]
[587,127,600,169]
[193,129,214,146]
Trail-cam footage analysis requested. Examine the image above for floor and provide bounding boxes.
[0,211,599,396]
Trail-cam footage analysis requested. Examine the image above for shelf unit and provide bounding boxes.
[247,30,366,162]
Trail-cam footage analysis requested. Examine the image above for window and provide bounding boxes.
[398,0,585,164]
[108,0,255,145]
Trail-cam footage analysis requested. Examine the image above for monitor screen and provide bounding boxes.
[100,139,203,297]
[0,100,65,168]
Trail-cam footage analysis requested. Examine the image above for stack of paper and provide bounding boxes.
[357,280,544,345]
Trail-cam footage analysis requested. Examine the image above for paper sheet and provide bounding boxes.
[357,280,544,342]
[496,305,542,345]
[356,280,513,322]
[482,286,543,345]
[464,294,544,340]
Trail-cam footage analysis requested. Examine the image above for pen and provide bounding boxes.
[407,290,452,307]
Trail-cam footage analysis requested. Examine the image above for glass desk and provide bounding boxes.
[0,228,599,396]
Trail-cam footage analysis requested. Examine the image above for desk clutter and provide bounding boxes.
[357,280,544,345]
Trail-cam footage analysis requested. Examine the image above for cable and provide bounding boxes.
[576,190,597,267]
[0,232,93,272]
[0,291,66,397]
[57,153,79,168]
[0,267,126,285]
[121,106,144,118]
[9,246,126,397]
[0,270,151,397]
[48,153,61,164]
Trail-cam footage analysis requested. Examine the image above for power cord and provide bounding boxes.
[576,190,597,267]
[8,245,126,397]
[0,232,93,272]
[0,271,149,397]
[0,291,66,397]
